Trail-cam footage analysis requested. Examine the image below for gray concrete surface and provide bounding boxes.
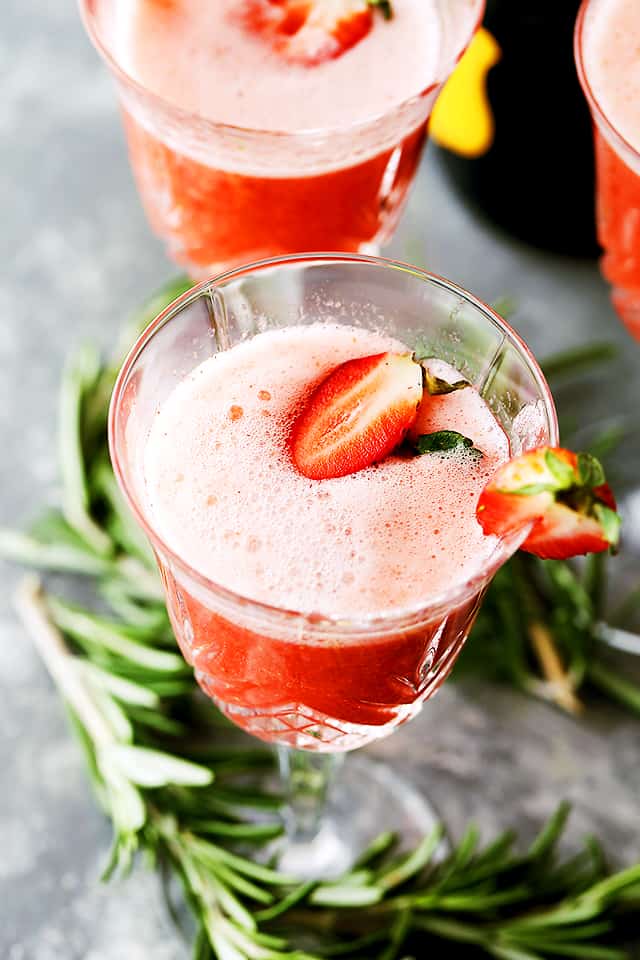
[2,2,639,957]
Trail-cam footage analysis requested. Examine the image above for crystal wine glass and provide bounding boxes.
[109,254,558,876]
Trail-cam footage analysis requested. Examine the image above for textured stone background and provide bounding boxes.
[2,2,639,957]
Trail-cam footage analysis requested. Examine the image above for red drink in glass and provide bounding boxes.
[120,114,427,273]
[80,0,484,277]
[163,573,486,745]
[576,0,640,338]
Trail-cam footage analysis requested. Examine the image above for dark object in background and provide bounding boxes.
[439,0,598,257]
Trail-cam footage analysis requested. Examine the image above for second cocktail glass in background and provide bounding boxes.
[575,0,640,338]
[79,0,484,278]
[109,254,558,875]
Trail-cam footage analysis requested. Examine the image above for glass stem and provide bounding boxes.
[277,746,344,841]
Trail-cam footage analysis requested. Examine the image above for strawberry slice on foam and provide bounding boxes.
[476,447,621,560]
[237,0,375,66]
[290,352,423,480]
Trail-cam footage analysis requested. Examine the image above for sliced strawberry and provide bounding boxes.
[290,352,422,480]
[476,447,621,560]
[236,0,374,66]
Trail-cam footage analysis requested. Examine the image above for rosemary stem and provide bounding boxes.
[14,575,115,748]
[528,622,583,717]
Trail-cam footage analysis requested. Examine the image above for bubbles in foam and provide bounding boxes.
[143,324,510,618]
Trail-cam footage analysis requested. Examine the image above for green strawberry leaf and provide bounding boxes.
[545,450,576,489]
[421,365,470,397]
[593,504,621,549]
[578,452,606,489]
[508,483,558,496]
[367,0,393,20]
[414,431,483,458]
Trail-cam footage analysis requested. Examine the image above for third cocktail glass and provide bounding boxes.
[80,0,484,278]
[109,254,558,875]
[576,0,640,338]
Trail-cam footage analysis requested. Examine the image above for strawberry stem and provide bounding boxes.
[367,0,393,21]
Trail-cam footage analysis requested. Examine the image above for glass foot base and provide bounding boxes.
[276,754,446,879]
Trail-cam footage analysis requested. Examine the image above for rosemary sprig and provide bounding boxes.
[2,278,640,958]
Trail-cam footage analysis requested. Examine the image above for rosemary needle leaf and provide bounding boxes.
[207,870,257,931]
[309,884,385,907]
[377,828,444,891]
[59,344,113,558]
[98,579,169,633]
[352,831,398,870]
[310,931,390,957]
[133,677,194,697]
[90,684,134,743]
[491,296,518,321]
[435,824,481,886]
[192,821,284,843]
[103,744,213,788]
[194,843,296,887]
[206,786,284,811]
[205,860,276,905]
[0,527,113,576]
[527,801,571,862]
[193,925,215,960]
[330,868,375,887]
[541,343,617,381]
[48,596,188,673]
[487,946,543,960]
[468,829,517,872]
[81,661,160,708]
[586,659,640,713]
[116,274,195,358]
[410,914,493,953]
[100,761,146,835]
[125,706,187,738]
[377,908,412,960]
[254,882,317,923]
[92,458,156,568]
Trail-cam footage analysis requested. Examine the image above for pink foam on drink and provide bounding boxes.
[142,324,509,618]
[582,0,640,152]
[110,0,442,132]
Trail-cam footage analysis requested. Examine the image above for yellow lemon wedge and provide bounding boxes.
[430,28,502,158]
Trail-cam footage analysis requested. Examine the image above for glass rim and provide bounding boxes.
[109,252,559,636]
[79,0,486,141]
[574,0,640,163]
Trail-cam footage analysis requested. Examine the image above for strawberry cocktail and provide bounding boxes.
[81,0,484,277]
[143,328,510,743]
[576,0,640,338]
[110,255,618,873]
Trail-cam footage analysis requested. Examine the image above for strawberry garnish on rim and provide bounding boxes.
[477,447,621,560]
[237,0,377,66]
[290,352,423,480]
